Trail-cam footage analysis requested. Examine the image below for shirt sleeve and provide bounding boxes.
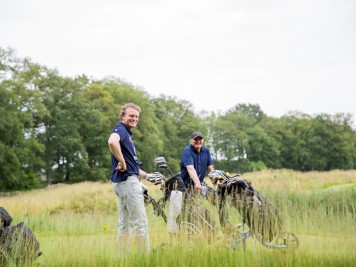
[182,148,194,167]
[207,149,213,166]
[114,124,126,140]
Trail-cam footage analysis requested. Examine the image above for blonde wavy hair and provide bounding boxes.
[119,103,141,120]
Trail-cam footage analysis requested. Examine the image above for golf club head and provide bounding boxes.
[154,157,166,164]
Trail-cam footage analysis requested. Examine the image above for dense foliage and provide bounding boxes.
[1,47,356,191]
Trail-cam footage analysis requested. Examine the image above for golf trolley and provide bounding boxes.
[143,157,299,250]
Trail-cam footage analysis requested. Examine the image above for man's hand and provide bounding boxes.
[116,162,127,172]
[145,172,164,185]
[194,181,202,194]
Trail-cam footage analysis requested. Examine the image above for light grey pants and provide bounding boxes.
[112,176,150,255]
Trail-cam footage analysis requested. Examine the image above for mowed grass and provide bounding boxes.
[1,170,355,267]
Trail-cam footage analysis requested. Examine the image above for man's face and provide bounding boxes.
[191,137,203,151]
[122,108,139,129]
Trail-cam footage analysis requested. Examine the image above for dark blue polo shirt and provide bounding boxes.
[180,144,213,185]
[110,122,140,183]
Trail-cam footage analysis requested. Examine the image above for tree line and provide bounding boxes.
[1,47,356,191]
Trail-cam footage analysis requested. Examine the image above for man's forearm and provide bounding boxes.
[108,134,126,168]
[139,169,147,179]
[187,168,201,186]
[109,143,124,163]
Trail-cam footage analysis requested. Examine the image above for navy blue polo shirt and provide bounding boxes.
[110,122,140,183]
[180,144,213,185]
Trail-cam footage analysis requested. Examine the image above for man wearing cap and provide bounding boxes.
[180,131,214,192]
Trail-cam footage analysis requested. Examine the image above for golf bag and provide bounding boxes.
[0,207,41,264]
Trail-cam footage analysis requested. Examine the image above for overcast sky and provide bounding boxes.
[1,0,356,118]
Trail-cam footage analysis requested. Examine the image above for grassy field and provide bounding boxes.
[1,169,355,267]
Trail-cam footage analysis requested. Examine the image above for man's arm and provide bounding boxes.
[186,165,202,191]
[207,165,214,174]
[108,133,127,172]
[139,169,148,179]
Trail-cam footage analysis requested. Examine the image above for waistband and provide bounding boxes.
[112,174,139,184]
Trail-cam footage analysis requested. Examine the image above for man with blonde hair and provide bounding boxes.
[108,103,153,256]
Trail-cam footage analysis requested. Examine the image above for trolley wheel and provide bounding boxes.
[275,231,299,250]
[180,222,201,238]
[181,204,217,242]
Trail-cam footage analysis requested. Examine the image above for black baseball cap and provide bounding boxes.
[191,131,203,139]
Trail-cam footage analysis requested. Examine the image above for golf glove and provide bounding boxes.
[208,170,226,184]
[146,172,164,184]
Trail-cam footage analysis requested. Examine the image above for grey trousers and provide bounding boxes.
[112,176,150,254]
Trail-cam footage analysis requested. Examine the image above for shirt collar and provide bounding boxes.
[119,122,133,136]
[189,144,204,153]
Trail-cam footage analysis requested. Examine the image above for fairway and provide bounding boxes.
[1,170,355,266]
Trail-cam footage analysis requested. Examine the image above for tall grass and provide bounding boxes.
[1,170,355,266]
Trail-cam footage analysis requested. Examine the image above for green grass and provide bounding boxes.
[1,170,356,266]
